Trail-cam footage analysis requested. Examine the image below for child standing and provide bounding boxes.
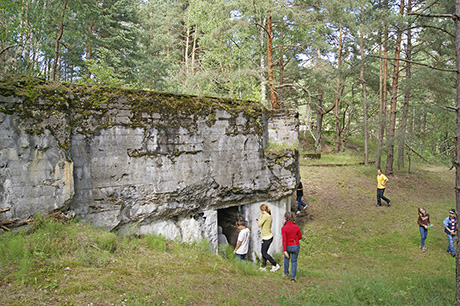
[233,220,250,260]
[417,207,432,252]
[444,209,457,257]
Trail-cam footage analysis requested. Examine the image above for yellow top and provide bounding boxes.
[377,174,388,189]
[258,214,273,240]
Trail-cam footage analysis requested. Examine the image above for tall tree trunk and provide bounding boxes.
[52,0,67,81]
[149,11,154,58]
[184,1,191,75]
[398,0,412,170]
[455,1,460,303]
[185,26,190,74]
[377,0,389,169]
[23,0,32,74]
[86,21,94,78]
[315,50,323,153]
[360,7,369,166]
[191,25,197,74]
[167,28,170,58]
[335,25,343,152]
[385,0,404,175]
[266,11,279,110]
[279,29,284,106]
[260,24,267,105]
[315,87,324,153]
[315,49,336,153]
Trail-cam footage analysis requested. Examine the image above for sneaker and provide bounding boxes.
[270,264,280,272]
[376,204,381,207]
[259,266,267,271]
[453,253,456,258]
[422,247,426,252]
[296,211,300,215]
[387,201,391,206]
[291,279,296,283]
[303,205,308,210]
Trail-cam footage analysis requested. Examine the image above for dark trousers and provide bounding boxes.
[377,188,390,206]
[261,237,277,267]
[297,195,307,211]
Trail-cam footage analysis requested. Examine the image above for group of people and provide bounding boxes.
[232,203,302,282]
[417,207,457,257]
[377,169,457,257]
[231,169,456,285]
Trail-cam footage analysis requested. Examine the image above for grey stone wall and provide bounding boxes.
[0,76,299,255]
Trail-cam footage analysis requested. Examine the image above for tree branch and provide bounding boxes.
[368,55,456,72]
[408,12,460,20]
[0,44,19,57]
[253,22,270,36]
[273,44,310,55]
[409,24,455,38]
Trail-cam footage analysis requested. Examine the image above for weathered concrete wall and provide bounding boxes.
[0,76,299,256]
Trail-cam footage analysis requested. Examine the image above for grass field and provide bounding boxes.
[0,159,457,305]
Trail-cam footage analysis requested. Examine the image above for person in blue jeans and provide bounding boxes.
[282,211,302,282]
[417,207,432,252]
[296,181,307,214]
[443,209,457,257]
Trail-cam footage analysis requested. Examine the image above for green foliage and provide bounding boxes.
[265,142,299,154]
[218,243,235,260]
[16,248,31,285]
[145,233,166,253]
[1,0,457,167]
[81,52,125,88]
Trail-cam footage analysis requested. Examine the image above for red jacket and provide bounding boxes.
[282,221,302,252]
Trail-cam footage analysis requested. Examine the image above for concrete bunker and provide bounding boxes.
[0,76,299,257]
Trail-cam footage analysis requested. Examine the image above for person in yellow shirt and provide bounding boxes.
[257,204,280,272]
[376,169,391,207]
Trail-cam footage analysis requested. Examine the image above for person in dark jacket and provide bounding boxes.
[296,181,307,214]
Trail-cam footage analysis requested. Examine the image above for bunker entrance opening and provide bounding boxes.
[217,206,245,248]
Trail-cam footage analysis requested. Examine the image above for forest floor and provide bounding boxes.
[0,149,457,305]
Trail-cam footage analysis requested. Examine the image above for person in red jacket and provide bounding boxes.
[282,211,302,282]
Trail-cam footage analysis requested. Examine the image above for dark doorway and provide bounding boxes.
[217,206,244,247]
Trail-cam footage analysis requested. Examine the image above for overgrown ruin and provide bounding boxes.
[0,76,299,259]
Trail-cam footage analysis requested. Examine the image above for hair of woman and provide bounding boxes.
[284,211,296,222]
[260,204,271,215]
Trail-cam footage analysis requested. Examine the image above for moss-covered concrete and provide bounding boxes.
[0,75,266,133]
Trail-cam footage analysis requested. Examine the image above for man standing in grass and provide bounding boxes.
[376,169,391,207]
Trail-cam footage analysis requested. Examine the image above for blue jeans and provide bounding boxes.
[297,195,307,211]
[284,244,300,280]
[235,253,246,261]
[377,188,390,206]
[447,234,456,255]
[419,226,427,247]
